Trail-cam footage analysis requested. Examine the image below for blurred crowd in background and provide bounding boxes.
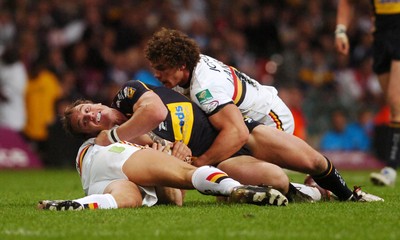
[0,0,390,168]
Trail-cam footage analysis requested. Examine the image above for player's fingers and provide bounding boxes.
[162,144,171,153]
[172,141,192,160]
[151,142,159,150]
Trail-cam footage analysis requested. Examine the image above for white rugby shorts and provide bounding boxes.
[80,142,158,207]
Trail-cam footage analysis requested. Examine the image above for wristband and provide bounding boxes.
[335,24,347,37]
[107,126,121,143]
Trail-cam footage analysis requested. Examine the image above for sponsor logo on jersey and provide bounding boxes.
[196,89,213,104]
[108,146,126,153]
[166,102,194,144]
[123,87,136,99]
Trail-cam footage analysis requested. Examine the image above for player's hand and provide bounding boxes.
[151,142,172,154]
[95,130,113,146]
[171,141,192,162]
[335,25,349,55]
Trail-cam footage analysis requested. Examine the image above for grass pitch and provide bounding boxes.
[0,169,398,240]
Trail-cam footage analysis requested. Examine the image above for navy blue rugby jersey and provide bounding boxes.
[111,80,218,157]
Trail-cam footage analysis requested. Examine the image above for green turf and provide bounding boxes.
[0,169,398,240]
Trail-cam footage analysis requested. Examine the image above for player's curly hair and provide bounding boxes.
[61,99,94,139]
[144,28,200,72]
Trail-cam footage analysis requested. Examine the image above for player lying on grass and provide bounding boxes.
[62,82,333,203]
[144,28,385,202]
[38,138,288,210]
[63,80,383,202]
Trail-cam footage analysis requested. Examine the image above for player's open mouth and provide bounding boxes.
[96,111,101,123]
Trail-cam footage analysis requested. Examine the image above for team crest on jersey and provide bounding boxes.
[123,87,136,99]
[196,89,213,104]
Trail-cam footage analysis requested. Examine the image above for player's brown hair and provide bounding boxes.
[144,28,201,72]
[61,99,94,139]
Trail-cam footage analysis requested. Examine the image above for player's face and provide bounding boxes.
[70,103,117,135]
[152,65,188,88]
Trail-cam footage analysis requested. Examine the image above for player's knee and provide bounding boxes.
[267,165,289,193]
[268,172,289,194]
[303,153,328,175]
[116,192,142,208]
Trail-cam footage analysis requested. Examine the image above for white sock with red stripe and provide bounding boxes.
[191,166,241,196]
[74,193,118,209]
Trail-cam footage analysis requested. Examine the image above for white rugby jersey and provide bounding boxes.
[174,54,294,133]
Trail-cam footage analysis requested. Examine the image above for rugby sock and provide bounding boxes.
[386,122,400,169]
[311,157,353,201]
[74,193,118,209]
[191,166,241,196]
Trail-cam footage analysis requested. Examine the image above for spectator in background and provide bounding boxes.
[320,108,371,152]
[334,55,382,113]
[23,59,62,160]
[0,44,28,133]
[0,9,16,51]
[0,0,388,170]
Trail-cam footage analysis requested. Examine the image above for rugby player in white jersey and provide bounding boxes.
[143,28,383,202]
[38,138,288,210]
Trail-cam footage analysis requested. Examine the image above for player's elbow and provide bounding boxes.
[235,127,249,147]
[150,104,169,123]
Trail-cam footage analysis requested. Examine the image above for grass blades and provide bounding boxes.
[0,169,399,240]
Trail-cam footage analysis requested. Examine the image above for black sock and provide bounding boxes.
[387,122,400,169]
[311,157,353,201]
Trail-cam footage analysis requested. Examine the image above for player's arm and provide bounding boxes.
[117,91,168,140]
[193,104,249,167]
[130,132,192,161]
[335,0,354,55]
[95,90,168,146]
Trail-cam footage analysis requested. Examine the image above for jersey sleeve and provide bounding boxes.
[190,69,234,116]
[111,80,152,114]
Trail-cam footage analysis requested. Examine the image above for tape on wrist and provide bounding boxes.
[335,24,347,36]
[107,126,121,143]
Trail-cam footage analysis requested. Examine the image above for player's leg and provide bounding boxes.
[123,148,288,206]
[247,125,382,201]
[217,156,319,202]
[217,156,289,192]
[371,61,400,185]
[38,180,142,210]
[154,187,183,206]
